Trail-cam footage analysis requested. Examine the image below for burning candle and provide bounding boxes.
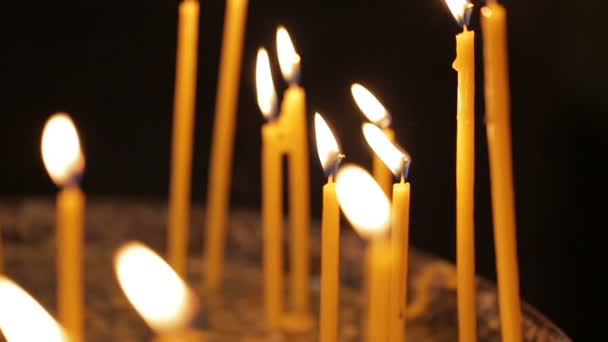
[351,83,394,197]
[41,113,86,342]
[481,2,522,341]
[255,48,284,330]
[445,0,478,341]
[362,123,412,342]
[115,242,201,341]
[336,164,391,342]
[204,0,249,292]
[167,0,200,278]
[0,276,68,342]
[275,27,313,331]
[314,113,344,342]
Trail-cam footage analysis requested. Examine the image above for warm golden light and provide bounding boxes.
[351,83,391,128]
[0,277,68,342]
[255,48,278,119]
[335,164,390,238]
[314,113,342,174]
[114,242,197,333]
[41,113,84,186]
[362,123,410,177]
[276,26,301,82]
[445,0,473,26]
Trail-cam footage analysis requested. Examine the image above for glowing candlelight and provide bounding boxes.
[314,113,342,342]
[351,84,394,196]
[41,113,85,342]
[362,123,410,179]
[0,276,68,342]
[115,242,198,334]
[277,26,301,83]
[336,164,391,342]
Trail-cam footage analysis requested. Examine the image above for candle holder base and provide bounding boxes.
[281,312,315,333]
[0,198,572,342]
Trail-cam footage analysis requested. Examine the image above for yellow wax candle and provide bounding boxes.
[389,181,410,342]
[366,238,391,342]
[361,122,412,342]
[481,3,522,342]
[167,0,200,277]
[320,180,339,342]
[314,113,344,342]
[41,114,86,342]
[57,186,85,342]
[445,0,478,338]
[276,27,312,331]
[282,85,311,318]
[256,48,284,330]
[262,124,284,330]
[204,0,249,292]
[335,164,392,342]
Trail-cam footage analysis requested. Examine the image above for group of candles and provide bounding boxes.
[0,0,523,341]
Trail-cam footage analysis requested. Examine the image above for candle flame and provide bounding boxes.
[276,26,301,83]
[362,123,411,177]
[314,113,343,175]
[445,0,474,26]
[0,277,68,342]
[114,242,198,333]
[335,164,390,238]
[41,113,84,186]
[256,48,278,119]
[351,84,391,128]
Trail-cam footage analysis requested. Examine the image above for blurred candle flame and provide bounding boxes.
[276,26,301,83]
[314,113,342,175]
[255,48,278,119]
[362,123,410,177]
[445,0,474,26]
[41,113,84,186]
[0,277,68,342]
[114,242,197,333]
[335,164,390,238]
[351,84,391,128]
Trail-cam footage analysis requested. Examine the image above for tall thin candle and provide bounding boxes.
[255,48,284,330]
[481,2,522,341]
[204,0,249,292]
[167,0,200,277]
[446,0,478,340]
[314,113,343,342]
[41,113,86,342]
[335,164,392,342]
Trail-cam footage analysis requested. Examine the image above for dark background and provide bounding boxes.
[1,0,605,339]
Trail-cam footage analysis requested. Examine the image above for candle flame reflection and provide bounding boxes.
[41,113,84,186]
[314,113,343,176]
[445,0,474,27]
[0,277,68,342]
[335,164,390,239]
[276,26,301,83]
[114,242,197,333]
[362,123,411,178]
[255,48,278,119]
[351,84,391,128]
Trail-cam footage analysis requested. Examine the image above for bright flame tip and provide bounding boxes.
[335,164,390,238]
[255,48,278,119]
[314,113,342,175]
[41,113,84,186]
[350,84,391,128]
[276,26,301,82]
[362,123,410,178]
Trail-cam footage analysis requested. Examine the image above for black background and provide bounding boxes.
[1,0,605,339]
